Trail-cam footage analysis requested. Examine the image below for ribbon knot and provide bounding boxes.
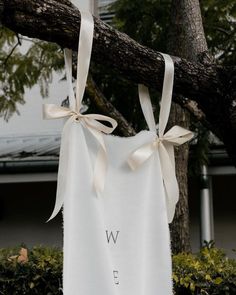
[153,136,161,148]
[153,134,168,147]
[72,112,84,121]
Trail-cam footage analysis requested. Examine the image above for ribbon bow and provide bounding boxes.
[43,103,117,194]
[43,104,117,135]
[44,11,117,221]
[127,55,193,223]
[128,124,193,223]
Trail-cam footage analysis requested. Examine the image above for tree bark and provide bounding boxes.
[1,0,236,164]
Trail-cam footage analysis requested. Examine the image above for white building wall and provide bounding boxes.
[71,0,95,12]
[0,76,65,137]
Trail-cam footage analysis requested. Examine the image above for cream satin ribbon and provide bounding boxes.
[128,54,193,223]
[43,11,117,221]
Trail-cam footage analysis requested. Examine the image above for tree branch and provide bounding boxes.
[176,96,210,129]
[1,0,236,164]
[3,33,21,65]
[86,76,136,137]
[1,0,222,102]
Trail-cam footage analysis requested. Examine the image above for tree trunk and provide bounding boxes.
[169,106,192,253]
[168,0,210,253]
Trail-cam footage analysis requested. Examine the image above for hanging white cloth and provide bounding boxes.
[44,10,193,295]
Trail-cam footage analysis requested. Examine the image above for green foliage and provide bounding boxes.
[0,26,64,120]
[0,245,235,294]
[113,0,236,65]
[201,0,236,64]
[173,246,236,295]
[113,0,171,51]
[0,245,63,294]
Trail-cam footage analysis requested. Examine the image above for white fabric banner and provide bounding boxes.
[43,9,193,295]
[62,123,172,295]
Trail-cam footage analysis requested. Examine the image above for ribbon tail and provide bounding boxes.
[47,119,73,222]
[127,142,155,170]
[94,145,107,195]
[165,141,176,171]
[86,126,108,196]
[159,143,179,223]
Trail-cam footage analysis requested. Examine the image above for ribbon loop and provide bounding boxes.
[43,104,76,120]
[128,53,193,223]
[76,11,94,110]
[163,125,193,145]
[44,10,117,221]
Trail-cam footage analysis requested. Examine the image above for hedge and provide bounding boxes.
[0,245,235,294]
[0,246,63,294]
[173,245,236,294]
